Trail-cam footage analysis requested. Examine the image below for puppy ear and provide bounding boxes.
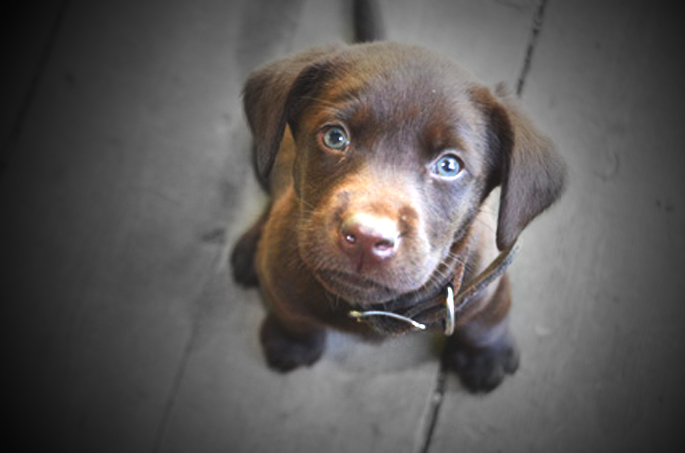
[488,88,566,250]
[242,44,343,183]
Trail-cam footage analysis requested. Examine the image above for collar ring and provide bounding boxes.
[443,284,455,336]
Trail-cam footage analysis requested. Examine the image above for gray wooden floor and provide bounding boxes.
[3,0,684,452]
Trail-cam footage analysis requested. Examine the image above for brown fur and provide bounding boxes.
[232,42,565,392]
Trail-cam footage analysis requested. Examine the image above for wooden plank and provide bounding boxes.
[159,1,544,452]
[380,0,538,86]
[2,0,254,450]
[429,1,685,452]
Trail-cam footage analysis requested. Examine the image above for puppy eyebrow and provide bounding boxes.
[327,90,365,120]
[300,95,348,113]
[303,95,363,128]
[421,120,469,156]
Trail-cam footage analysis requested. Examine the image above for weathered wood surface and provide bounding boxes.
[2,0,683,452]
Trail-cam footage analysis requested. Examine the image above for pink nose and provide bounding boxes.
[339,214,400,270]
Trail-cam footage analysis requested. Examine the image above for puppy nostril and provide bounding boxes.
[374,239,394,251]
[344,233,357,244]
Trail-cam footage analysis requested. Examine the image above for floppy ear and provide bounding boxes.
[242,44,343,185]
[488,88,567,250]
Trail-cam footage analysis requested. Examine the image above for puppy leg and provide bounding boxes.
[443,275,520,393]
[260,312,326,372]
[230,208,270,287]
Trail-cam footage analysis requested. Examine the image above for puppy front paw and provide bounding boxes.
[443,335,520,393]
[230,227,261,287]
[260,314,326,372]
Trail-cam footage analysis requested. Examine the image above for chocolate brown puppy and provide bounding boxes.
[232,41,565,393]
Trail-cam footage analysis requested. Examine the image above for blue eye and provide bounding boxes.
[321,126,349,151]
[433,154,463,178]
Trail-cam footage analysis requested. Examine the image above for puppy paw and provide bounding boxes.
[230,227,261,287]
[443,336,520,393]
[260,314,326,372]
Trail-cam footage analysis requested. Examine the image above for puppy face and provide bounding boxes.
[287,51,500,304]
[244,42,565,306]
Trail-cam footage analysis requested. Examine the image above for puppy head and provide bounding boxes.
[243,42,565,304]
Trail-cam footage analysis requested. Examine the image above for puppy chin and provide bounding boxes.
[309,256,440,306]
[313,270,396,305]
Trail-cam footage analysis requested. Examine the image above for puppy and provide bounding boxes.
[231,41,565,393]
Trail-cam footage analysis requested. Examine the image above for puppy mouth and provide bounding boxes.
[314,269,399,304]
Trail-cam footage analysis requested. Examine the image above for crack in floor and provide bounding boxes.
[517,0,550,97]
